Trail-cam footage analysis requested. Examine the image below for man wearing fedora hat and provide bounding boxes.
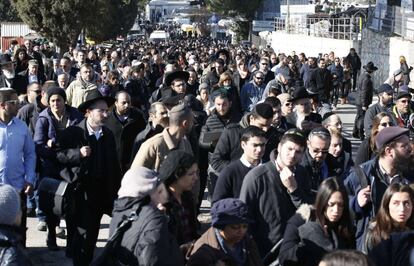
[0,54,17,90]
[55,90,121,265]
[353,61,378,140]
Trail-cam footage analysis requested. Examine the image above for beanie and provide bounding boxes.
[0,184,21,226]
[118,167,164,200]
[47,87,67,103]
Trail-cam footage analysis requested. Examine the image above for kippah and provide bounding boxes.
[169,103,189,114]
[254,102,273,119]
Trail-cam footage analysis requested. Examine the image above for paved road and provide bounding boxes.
[26,101,359,265]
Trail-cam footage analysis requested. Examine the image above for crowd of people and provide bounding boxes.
[0,31,414,266]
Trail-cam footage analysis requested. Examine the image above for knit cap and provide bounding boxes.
[118,167,164,200]
[0,184,21,226]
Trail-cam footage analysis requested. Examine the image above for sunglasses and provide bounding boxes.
[261,63,268,65]
[255,76,264,80]
[31,90,42,94]
[285,102,292,106]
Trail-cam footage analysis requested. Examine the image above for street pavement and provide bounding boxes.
[26,101,360,265]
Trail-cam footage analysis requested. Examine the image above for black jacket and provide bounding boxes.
[106,108,146,173]
[130,122,164,166]
[356,71,374,107]
[13,69,46,95]
[109,197,184,266]
[239,151,314,257]
[354,137,375,165]
[199,110,242,151]
[0,225,33,266]
[0,75,16,90]
[369,231,414,266]
[210,115,283,172]
[279,204,354,266]
[56,119,122,214]
[16,95,47,135]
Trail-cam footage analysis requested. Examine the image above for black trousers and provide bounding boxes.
[71,201,104,266]
[353,105,366,136]
[19,191,27,247]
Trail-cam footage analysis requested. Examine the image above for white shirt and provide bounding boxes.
[240,154,261,168]
[86,121,103,140]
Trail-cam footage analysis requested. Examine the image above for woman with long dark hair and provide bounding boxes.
[362,183,414,253]
[279,177,355,266]
[355,112,395,165]
[159,150,199,246]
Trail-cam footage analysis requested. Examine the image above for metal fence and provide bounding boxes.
[370,4,414,40]
[274,16,363,40]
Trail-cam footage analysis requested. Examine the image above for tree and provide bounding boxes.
[0,0,21,22]
[13,0,93,52]
[12,0,140,53]
[206,0,264,39]
[85,0,139,42]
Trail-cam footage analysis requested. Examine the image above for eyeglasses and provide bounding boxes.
[380,122,394,127]
[255,76,264,80]
[5,100,18,105]
[309,143,329,155]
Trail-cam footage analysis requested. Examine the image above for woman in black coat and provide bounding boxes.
[279,177,355,266]
[399,55,412,86]
[109,167,184,266]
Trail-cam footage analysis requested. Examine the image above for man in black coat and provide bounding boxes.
[210,102,282,173]
[130,102,168,166]
[106,91,146,174]
[353,62,377,140]
[14,60,46,95]
[346,48,362,91]
[56,90,121,266]
[0,54,17,90]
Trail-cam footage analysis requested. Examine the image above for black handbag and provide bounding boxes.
[38,177,70,217]
[91,205,142,266]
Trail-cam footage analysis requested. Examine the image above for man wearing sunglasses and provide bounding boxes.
[299,127,336,192]
[240,70,266,112]
[392,91,413,136]
[364,83,397,137]
[0,88,36,247]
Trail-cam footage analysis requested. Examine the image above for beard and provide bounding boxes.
[394,151,414,174]
[2,69,15,79]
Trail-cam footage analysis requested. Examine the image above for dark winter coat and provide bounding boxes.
[354,137,375,165]
[210,114,283,173]
[16,95,47,135]
[239,151,314,257]
[279,204,354,266]
[106,107,146,173]
[344,158,413,250]
[13,69,46,95]
[109,197,184,266]
[199,109,242,151]
[55,119,122,214]
[356,71,374,108]
[129,122,164,166]
[187,227,263,266]
[368,231,414,266]
[34,106,84,178]
[0,225,33,266]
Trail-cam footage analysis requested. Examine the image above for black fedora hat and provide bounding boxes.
[363,62,378,72]
[291,87,316,102]
[0,54,13,65]
[164,71,190,87]
[78,89,115,113]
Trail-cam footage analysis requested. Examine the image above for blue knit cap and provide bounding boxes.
[211,198,253,227]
